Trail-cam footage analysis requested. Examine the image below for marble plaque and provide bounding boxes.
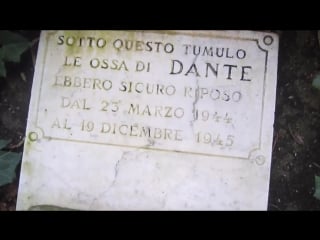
[16,30,279,210]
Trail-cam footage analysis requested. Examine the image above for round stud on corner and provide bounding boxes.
[28,131,39,142]
[263,35,274,46]
[255,155,266,166]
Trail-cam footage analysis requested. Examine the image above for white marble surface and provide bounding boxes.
[16,30,279,210]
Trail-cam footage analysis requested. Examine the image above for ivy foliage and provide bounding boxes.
[0,139,22,187]
[0,30,31,78]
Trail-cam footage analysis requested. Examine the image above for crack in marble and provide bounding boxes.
[89,151,131,209]
[147,138,155,147]
[109,158,121,190]
[107,151,129,190]
[161,192,168,209]
[190,78,200,130]
[190,54,200,131]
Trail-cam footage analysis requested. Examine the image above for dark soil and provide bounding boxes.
[268,31,320,210]
[1,30,320,210]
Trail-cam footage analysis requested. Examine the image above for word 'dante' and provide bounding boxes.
[17,31,279,210]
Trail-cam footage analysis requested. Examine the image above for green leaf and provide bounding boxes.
[0,30,29,45]
[314,175,320,200]
[0,31,31,78]
[0,150,21,187]
[0,139,10,150]
[1,42,31,63]
[312,73,320,90]
[0,139,21,187]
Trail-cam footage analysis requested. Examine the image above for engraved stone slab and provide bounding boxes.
[16,31,279,210]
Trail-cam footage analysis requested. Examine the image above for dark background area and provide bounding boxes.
[0,30,320,210]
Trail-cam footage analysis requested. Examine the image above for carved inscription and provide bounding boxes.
[34,31,268,158]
